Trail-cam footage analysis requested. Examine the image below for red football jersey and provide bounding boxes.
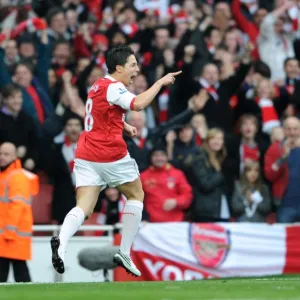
[75,75,136,162]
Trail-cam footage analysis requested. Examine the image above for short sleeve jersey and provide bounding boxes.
[75,75,136,162]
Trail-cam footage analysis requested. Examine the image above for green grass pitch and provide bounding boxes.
[1,277,300,300]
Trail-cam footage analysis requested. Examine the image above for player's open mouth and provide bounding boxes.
[129,76,136,83]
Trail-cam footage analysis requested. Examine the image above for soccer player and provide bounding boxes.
[50,45,181,277]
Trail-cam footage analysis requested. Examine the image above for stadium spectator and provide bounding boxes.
[183,128,230,222]
[3,39,19,74]
[231,0,267,60]
[0,28,54,129]
[97,188,126,228]
[141,145,193,223]
[281,57,300,95]
[265,116,300,223]
[43,114,83,224]
[236,60,271,105]
[226,114,269,183]
[18,34,37,62]
[51,39,74,76]
[0,83,39,171]
[170,43,252,131]
[45,7,70,47]
[258,1,296,81]
[237,78,290,135]
[190,113,208,146]
[231,160,271,222]
[165,123,199,171]
[271,126,285,144]
[0,142,39,283]
[264,116,300,210]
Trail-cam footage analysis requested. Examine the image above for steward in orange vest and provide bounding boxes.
[0,142,39,282]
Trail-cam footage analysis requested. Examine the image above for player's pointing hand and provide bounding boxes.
[158,71,182,86]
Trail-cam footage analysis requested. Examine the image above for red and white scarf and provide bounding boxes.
[95,55,106,71]
[288,5,299,31]
[206,42,216,55]
[256,98,280,134]
[199,78,220,101]
[158,88,169,123]
[239,142,260,172]
[142,4,185,22]
[121,23,139,38]
[240,0,258,15]
[195,134,203,146]
[62,136,77,186]
[133,128,148,149]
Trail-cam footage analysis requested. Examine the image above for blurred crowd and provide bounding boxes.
[1,0,300,228]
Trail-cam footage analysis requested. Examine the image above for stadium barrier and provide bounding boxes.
[7,225,116,283]
[6,223,300,283]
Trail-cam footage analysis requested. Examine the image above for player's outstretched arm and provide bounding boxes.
[132,71,182,111]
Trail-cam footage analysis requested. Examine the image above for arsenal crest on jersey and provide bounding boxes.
[167,177,175,189]
[189,223,231,269]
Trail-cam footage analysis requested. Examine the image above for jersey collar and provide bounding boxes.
[105,75,117,82]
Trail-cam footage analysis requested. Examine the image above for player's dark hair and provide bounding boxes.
[106,45,134,74]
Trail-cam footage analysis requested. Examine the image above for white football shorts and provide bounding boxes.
[74,153,140,188]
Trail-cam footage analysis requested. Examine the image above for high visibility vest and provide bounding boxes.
[0,159,39,261]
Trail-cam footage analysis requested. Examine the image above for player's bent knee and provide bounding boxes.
[117,178,144,201]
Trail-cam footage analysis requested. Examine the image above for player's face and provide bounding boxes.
[122,54,140,87]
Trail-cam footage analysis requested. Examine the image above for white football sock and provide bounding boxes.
[120,200,143,256]
[59,206,85,252]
